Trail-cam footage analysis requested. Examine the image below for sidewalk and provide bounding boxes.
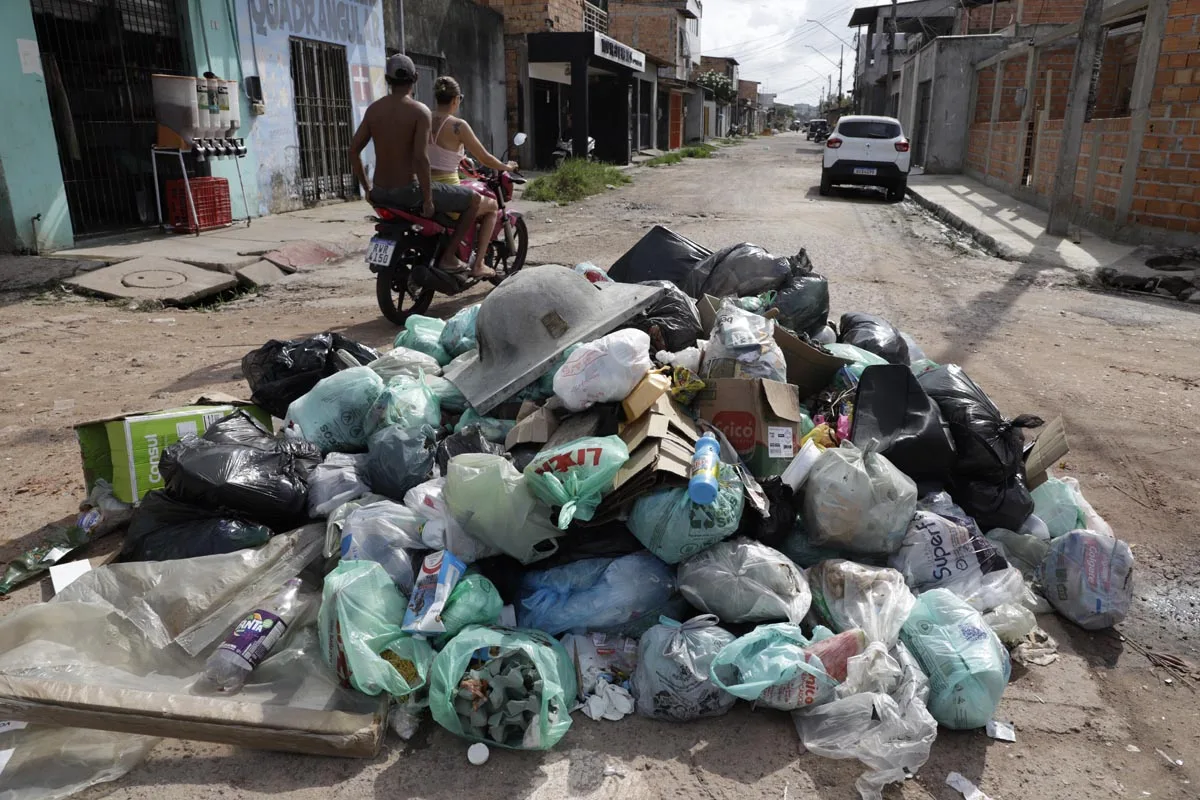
[907,173,1135,272]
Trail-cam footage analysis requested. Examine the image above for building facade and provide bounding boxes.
[699,54,737,137]
[737,79,759,133]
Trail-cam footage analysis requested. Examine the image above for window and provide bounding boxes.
[838,120,901,139]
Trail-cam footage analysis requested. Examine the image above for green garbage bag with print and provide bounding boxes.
[365,374,441,434]
[395,314,451,366]
[627,462,744,564]
[435,573,504,647]
[524,435,630,528]
[439,304,481,359]
[318,560,434,700]
[284,367,385,453]
[428,625,577,750]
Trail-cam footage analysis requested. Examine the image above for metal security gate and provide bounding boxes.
[31,0,187,237]
[290,38,357,205]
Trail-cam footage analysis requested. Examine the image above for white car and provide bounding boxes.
[820,115,911,201]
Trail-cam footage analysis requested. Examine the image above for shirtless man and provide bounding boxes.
[350,54,479,272]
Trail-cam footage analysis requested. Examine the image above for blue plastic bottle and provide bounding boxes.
[688,432,721,505]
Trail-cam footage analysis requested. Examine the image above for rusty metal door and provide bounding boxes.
[289,37,357,205]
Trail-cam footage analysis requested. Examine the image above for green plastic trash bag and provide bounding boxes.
[825,342,888,383]
[524,436,630,528]
[425,374,468,413]
[899,588,1010,730]
[908,358,939,377]
[454,408,515,443]
[632,615,736,722]
[428,625,577,749]
[284,366,385,453]
[1031,477,1085,538]
[365,375,441,434]
[435,573,503,646]
[627,462,744,564]
[439,304,481,359]
[318,560,435,699]
[395,314,451,366]
[445,454,563,563]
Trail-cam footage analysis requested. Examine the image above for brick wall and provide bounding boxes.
[609,2,676,64]
[966,124,990,173]
[738,80,758,103]
[487,0,586,34]
[1032,120,1062,197]
[1033,45,1073,120]
[1081,117,1132,220]
[1093,31,1141,118]
[975,65,996,123]
[1131,0,1200,234]
[960,1,1015,34]
[998,54,1029,122]
[1020,0,1086,26]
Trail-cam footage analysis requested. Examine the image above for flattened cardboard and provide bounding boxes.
[695,378,803,478]
[505,402,560,449]
[1024,416,1069,490]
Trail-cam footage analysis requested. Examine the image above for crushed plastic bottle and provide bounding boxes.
[202,577,311,693]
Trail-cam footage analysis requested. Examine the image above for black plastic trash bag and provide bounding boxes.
[366,424,437,501]
[768,268,829,337]
[122,491,272,562]
[735,476,797,550]
[918,364,1044,481]
[435,423,508,474]
[683,242,792,299]
[159,432,319,531]
[201,410,279,448]
[851,365,956,482]
[627,280,704,353]
[951,473,1035,532]
[838,313,910,365]
[241,333,380,418]
[606,225,713,286]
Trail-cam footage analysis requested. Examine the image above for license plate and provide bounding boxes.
[854,167,878,176]
[366,237,396,266]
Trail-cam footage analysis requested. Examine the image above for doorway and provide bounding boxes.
[31,0,188,237]
[289,37,356,205]
[914,79,932,166]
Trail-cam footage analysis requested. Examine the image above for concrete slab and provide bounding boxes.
[57,236,261,274]
[908,174,1136,272]
[235,259,288,287]
[0,255,106,292]
[64,256,236,304]
[262,240,349,272]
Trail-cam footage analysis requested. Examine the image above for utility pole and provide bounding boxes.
[990,0,998,33]
[838,44,844,104]
[1047,0,1105,235]
[885,0,898,116]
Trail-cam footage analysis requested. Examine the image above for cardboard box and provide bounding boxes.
[505,400,560,449]
[75,395,270,504]
[621,370,671,422]
[695,378,804,477]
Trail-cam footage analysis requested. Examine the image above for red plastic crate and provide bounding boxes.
[166,176,232,233]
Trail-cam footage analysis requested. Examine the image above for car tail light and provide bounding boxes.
[895,140,910,152]
[826,137,842,149]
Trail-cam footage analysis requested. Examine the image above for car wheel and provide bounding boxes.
[819,172,832,196]
[887,180,907,202]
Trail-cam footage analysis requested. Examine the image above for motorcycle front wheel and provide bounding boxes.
[376,265,435,325]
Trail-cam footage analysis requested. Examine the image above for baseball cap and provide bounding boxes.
[386,53,418,83]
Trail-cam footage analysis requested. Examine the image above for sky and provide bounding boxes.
[700,0,878,108]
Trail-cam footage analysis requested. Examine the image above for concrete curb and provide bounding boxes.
[905,185,1022,262]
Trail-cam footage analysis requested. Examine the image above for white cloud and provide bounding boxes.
[700,0,875,107]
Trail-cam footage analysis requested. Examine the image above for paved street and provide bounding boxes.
[1,133,1197,799]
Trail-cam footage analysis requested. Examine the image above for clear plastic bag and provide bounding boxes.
[627,463,744,564]
[338,500,424,593]
[700,299,787,383]
[1032,476,1114,539]
[804,443,918,556]
[424,373,469,413]
[365,424,436,502]
[807,560,916,647]
[367,346,443,381]
[899,588,1010,730]
[1038,530,1134,629]
[983,602,1037,645]
[284,366,386,453]
[307,452,371,518]
[552,328,653,412]
[404,477,498,563]
[633,615,737,722]
[435,573,503,646]
[365,375,440,435]
[517,552,676,635]
[889,510,1006,598]
[677,537,812,624]
[791,642,937,800]
[454,408,515,443]
[445,453,563,563]
[523,435,630,528]
[394,314,451,366]
[438,304,481,359]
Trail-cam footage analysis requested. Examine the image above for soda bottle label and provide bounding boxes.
[690,451,718,481]
[217,610,288,671]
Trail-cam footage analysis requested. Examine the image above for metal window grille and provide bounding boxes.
[31,0,187,238]
[584,2,609,34]
[289,37,357,205]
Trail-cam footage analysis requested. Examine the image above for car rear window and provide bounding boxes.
[838,121,901,139]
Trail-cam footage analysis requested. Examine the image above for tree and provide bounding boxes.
[697,71,737,105]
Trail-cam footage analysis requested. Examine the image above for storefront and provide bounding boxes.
[525,31,646,169]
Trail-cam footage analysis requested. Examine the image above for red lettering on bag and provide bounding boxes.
[712,411,757,453]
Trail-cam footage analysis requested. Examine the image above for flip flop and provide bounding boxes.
[439,258,471,274]
[469,266,498,279]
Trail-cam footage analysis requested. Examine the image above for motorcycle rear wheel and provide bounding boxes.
[485,216,529,281]
[376,266,435,325]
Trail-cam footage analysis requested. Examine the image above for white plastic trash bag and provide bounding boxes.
[805,443,917,555]
[633,615,737,722]
[677,538,811,624]
[807,560,916,648]
[307,452,371,518]
[403,477,499,563]
[339,500,424,593]
[700,299,787,383]
[367,346,443,381]
[791,641,937,800]
[1037,529,1134,629]
[552,328,653,412]
[983,602,1037,645]
[899,588,1010,730]
[1032,476,1115,539]
[889,511,1005,598]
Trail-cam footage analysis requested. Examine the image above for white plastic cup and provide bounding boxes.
[781,439,822,491]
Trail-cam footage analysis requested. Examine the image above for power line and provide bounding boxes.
[708,5,849,58]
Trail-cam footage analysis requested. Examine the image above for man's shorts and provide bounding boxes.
[369,181,474,213]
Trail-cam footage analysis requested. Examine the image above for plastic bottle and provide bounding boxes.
[688,432,721,505]
[202,577,309,693]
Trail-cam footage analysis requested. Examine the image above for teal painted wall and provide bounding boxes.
[0,4,73,253]
[184,0,261,220]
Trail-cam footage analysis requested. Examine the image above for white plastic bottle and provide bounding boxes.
[202,577,309,693]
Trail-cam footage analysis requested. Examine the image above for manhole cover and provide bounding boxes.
[121,269,187,289]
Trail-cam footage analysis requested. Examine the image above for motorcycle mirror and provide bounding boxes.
[513,132,528,147]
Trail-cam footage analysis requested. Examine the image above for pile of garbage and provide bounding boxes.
[0,227,1136,800]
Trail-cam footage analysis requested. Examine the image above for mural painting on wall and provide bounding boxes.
[246,0,384,48]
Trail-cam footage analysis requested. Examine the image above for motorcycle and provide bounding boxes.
[366,133,530,325]
[552,134,596,168]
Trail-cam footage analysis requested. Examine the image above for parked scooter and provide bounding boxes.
[366,133,530,325]
[552,134,596,168]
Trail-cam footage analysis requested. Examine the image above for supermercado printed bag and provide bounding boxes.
[523,436,629,528]
[633,615,736,722]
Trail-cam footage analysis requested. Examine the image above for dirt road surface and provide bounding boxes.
[1,134,1197,800]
